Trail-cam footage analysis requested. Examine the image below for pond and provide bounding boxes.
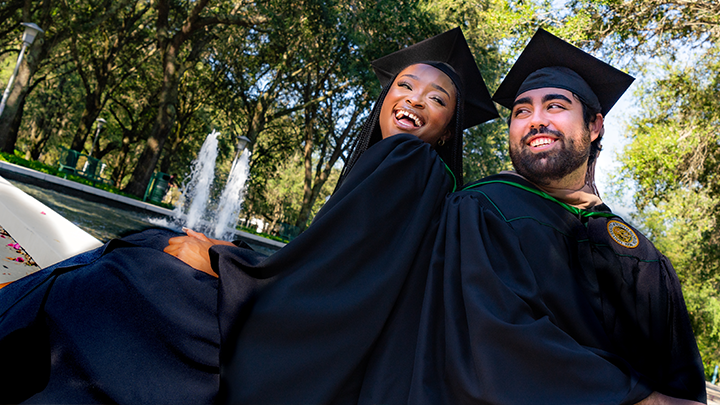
[8,179,281,256]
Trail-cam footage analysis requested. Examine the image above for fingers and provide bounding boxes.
[181,227,236,246]
[183,228,212,243]
[167,235,191,246]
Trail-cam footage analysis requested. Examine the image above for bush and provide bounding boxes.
[0,150,149,205]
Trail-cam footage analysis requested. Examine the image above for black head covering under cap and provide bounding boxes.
[372,27,499,128]
[492,28,634,116]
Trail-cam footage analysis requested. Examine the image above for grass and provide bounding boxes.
[0,150,174,209]
[237,225,289,243]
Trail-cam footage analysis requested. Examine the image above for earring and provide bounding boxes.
[437,138,446,147]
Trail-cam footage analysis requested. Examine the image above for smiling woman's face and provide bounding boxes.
[378,64,457,147]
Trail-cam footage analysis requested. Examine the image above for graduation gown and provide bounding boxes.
[212,133,455,404]
[0,229,221,404]
[0,133,453,404]
[408,173,706,404]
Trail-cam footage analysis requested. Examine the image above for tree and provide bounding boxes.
[0,0,127,153]
[0,0,58,153]
[612,45,720,374]
[571,0,720,56]
[123,0,266,197]
[64,0,154,154]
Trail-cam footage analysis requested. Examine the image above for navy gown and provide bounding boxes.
[0,133,454,404]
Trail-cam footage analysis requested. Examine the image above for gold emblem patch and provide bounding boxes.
[607,220,639,248]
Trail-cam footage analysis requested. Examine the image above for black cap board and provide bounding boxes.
[492,28,634,116]
[371,27,499,129]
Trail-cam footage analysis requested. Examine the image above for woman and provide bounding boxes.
[168,28,497,405]
[0,28,497,404]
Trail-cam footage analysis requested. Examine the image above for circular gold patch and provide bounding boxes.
[607,220,639,248]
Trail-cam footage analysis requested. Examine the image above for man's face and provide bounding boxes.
[379,63,457,147]
[508,87,602,186]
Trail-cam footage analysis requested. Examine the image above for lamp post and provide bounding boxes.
[88,118,106,156]
[230,135,251,174]
[0,22,44,116]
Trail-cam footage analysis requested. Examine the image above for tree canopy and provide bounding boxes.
[3,0,720,376]
[569,0,720,376]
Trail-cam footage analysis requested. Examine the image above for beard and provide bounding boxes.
[509,126,592,186]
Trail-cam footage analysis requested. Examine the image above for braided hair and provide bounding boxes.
[335,62,466,191]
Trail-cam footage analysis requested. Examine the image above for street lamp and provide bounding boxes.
[230,135,251,174]
[0,22,44,116]
[236,135,251,152]
[88,118,107,156]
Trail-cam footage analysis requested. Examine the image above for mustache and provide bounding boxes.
[521,126,565,144]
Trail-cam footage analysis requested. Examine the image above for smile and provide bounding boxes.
[529,136,557,148]
[395,109,424,128]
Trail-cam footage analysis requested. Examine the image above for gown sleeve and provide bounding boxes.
[212,133,455,404]
[586,217,707,403]
[408,191,654,405]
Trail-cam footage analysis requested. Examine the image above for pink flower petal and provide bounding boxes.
[40,211,46,215]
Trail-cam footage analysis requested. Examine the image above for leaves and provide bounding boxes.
[2,0,555,234]
[609,41,720,375]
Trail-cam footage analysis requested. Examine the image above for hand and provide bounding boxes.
[635,392,704,405]
[164,230,217,277]
[182,228,236,247]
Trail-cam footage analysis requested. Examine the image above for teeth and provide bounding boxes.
[395,110,423,127]
[530,137,555,147]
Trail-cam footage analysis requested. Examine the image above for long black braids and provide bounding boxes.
[334,83,391,191]
[334,62,465,192]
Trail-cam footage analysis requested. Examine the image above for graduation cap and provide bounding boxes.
[492,28,634,116]
[371,27,499,129]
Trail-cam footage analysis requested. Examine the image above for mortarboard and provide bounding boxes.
[371,27,499,129]
[492,28,634,116]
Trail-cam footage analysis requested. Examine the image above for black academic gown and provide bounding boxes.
[212,133,454,404]
[408,173,706,405]
[0,133,452,405]
[0,229,220,404]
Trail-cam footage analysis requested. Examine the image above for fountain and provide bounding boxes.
[211,148,250,239]
[174,130,219,231]
[2,130,281,262]
[171,131,251,240]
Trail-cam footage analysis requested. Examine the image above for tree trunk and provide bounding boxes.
[26,114,48,160]
[70,96,101,153]
[294,104,360,230]
[111,134,133,187]
[295,103,317,230]
[0,39,44,153]
[123,44,180,196]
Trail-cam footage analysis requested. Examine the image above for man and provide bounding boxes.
[407,29,707,404]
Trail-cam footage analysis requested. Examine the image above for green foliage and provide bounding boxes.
[0,149,144,202]
[236,225,289,244]
[0,0,568,228]
[568,0,720,61]
[613,44,720,375]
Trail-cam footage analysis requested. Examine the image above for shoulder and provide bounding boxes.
[451,173,574,226]
[586,216,662,261]
[339,133,452,191]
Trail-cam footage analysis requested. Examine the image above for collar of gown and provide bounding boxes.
[500,171,603,210]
